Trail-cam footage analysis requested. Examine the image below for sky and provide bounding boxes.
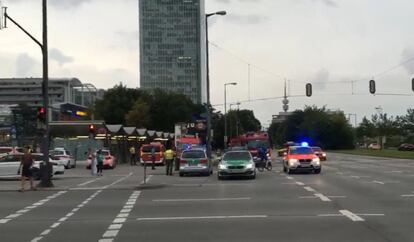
[1,0,414,127]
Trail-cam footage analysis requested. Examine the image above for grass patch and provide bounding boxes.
[331,149,414,160]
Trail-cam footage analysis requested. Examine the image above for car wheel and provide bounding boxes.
[287,168,293,174]
[314,168,321,174]
[179,173,184,177]
[283,166,287,172]
[66,161,71,169]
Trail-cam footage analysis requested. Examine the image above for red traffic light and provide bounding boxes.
[37,107,46,123]
[38,107,45,114]
[88,124,95,134]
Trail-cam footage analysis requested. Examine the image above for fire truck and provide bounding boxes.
[229,131,271,161]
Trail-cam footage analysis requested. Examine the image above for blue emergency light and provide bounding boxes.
[301,142,309,147]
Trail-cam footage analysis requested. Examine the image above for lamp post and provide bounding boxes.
[224,82,237,149]
[2,0,52,187]
[205,10,226,159]
[229,102,241,138]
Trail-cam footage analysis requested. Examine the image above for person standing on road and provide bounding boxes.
[129,146,136,166]
[96,149,104,176]
[151,146,156,170]
[164,148,175,176]
[18,146,36,192]
[88,148,97,176]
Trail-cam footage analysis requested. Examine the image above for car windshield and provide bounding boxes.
[50,150,64,156]
[223,152,251,161]
[142,146,161,152]
[182,150,205,159]
[247,140,269,149]
[101,151,110,156]
[290,147,314,155]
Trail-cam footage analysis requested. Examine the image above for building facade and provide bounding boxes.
[139,0,207,104]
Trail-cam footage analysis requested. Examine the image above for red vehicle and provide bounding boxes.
[86,149,117,169]
[282,144,321,174]
[140,143,165,165]
[175,136,201,158]
[229,132,271,161]
[312,146,327,161]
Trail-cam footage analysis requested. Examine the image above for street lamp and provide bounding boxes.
[229,102,241,138]
[206,10,226,159]
[224,82,237,148]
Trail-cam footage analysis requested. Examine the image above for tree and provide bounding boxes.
[268,106,354,149]
[125,99,150,128]
[94,83,149,124]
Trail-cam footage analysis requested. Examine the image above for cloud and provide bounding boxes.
[49,48,74,66]
[113,31,139,50]
[311,69,330,89]
[49,0,92,9]
[225,14,268,25]
[15,53,39,77]
[401,48,414,75]
[318,0,338,8]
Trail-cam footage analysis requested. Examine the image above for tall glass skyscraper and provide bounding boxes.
[139,0,207,104]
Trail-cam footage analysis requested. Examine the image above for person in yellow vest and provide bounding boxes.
[129,146,136,166]
[164,148,175,176]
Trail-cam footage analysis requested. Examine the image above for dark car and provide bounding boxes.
[312,146,327,161]
[398,143,414,151]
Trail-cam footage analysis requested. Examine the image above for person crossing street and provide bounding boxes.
[129,146,136,166]
[164,147,175,176]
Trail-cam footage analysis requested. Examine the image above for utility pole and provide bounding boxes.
[2,1,52,187]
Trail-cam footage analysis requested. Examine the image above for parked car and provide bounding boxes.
[398,143,414,151]
[0,153,64,179]
[368,143,381,150]
[50,148,76,169]
[86,149,117,169]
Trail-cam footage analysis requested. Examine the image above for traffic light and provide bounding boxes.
[412,78,414,92]
[305,83,312,97]
[88,124,95,134]
[37,107,46,123]
[369,80,376,94]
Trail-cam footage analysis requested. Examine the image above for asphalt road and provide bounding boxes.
[1,153,414,242]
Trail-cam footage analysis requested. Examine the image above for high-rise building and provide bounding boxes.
[139,0,207,104]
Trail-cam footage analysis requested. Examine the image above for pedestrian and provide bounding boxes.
[164,147,175,176]
[129,146,136,166]
[96,149,104,176]
[88,148,97,176]
[18,146,36,192]
[151,145,156,170]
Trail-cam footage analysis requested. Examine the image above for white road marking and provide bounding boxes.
[29,189,103,242]
[153,197,251,202]
[372,181,385,185]
[328,196,347,198]
[304,186,316,192]
[350,175,360,179]
[0,191,67,225]
[295,182,305,186]
[99,191,141,242]
[299,196,317,199]
[385,171,403,173]
[286,176,294,180]
[137,215,268,221]
[77,178,101,187]
[401,194,414,197]
[339,210,365,222]
[314,193,331,202]
[140,175,153,184]
[102,172,133,189]
[356,214,385,216]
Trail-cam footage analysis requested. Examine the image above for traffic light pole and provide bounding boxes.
[3,1,52,187]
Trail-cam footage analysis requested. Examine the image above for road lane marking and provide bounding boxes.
[153,197,251,202]
[30,190,102,242]
[314,193,331,202]
[299,196,316,199]
[372,181,385,185]
[295,182,305,186]
[401,194,414,197]
[140,175,153,185]
[98,191,141,242]
[286,176,294,180]
[0,190,67,225]
[137,215,268,221]
[77,178,102,187]
[339,210,365,222]
[304,186,316,192]
[328,196,347,198]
